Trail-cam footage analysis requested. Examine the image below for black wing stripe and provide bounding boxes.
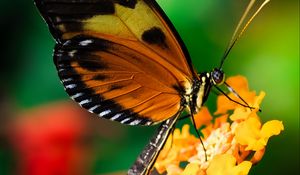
[58,68,138,78]
[75,88,159,118]
[74,92,152,125]
[80,91,169,126]
[105,93,168,120]
[93,92,162,116]
[62,74,136,87]
[63,79,135,95]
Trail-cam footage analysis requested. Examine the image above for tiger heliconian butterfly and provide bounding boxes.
[34,0,270,174]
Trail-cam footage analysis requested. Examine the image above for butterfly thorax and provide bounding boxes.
[188,68,225,114]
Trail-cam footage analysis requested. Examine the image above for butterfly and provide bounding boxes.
[34,0,269,174]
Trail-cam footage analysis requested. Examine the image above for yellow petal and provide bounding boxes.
[207,154,235,175]
[234,117,264,151]
[230,161,252,175]
[253,91,266,108]
[235,117,284,151]
[230,108,260,122]
[182,124,191,138]
[181,163,200,175]
[260,120,284,142]
[230,107,251,121]
[207,154,252,175]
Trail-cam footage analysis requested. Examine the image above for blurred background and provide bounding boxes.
[0,0,298,174]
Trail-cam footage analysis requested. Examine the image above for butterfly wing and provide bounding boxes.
[35,0,197,125]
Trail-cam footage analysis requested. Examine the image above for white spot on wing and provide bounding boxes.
[121,118,131,124]
[88,105,100,112]
[80,40,92,46]
[65,40,71,45]
[110,113,122,120]
[58,68,65,72]
[145,121,152,125]
[66,84,76,89]
[68,50,77,57]
[71,92,84,99]
[129,119,141,125]
[62,78,73,83]
[79,99,91,106]
[99,109,111,117]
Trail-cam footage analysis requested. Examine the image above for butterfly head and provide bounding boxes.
[211,68,225,86]
[191,68,225,114]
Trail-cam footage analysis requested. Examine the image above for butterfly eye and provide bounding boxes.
[211,68,225,86]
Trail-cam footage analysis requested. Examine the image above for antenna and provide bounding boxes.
[219,0,271,69]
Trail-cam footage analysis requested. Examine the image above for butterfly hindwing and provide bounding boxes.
[55,34,182,125]
[35,0,197,125]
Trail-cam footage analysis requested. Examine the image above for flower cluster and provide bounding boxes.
[154,76,284,175]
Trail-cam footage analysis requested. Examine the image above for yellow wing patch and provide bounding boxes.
[83,15,135,39]
[80,1,167,41]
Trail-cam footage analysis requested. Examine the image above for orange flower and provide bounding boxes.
[154,75,284,175]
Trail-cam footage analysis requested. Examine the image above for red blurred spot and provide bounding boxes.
[9,101,93,175]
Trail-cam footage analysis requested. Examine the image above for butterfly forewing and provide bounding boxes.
[35,0,197,125]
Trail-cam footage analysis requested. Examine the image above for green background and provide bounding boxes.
[0,0,298,174]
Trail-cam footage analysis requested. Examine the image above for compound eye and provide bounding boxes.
[211,68,225,85]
